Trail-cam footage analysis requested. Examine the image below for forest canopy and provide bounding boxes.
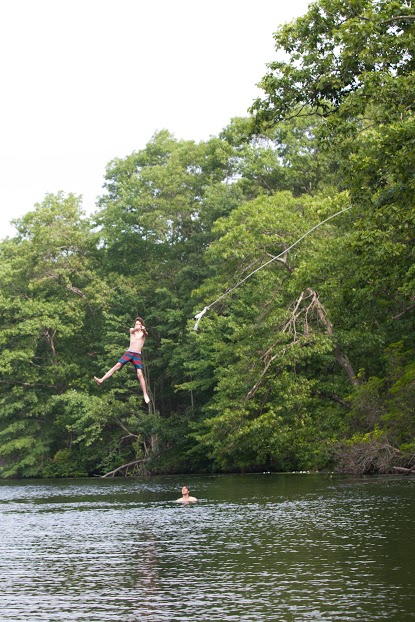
[0,0,414,478]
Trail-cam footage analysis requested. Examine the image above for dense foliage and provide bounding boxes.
[0,0,414,477]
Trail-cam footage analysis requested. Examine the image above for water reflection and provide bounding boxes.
[131,530,161,619]
[0,474,414,621]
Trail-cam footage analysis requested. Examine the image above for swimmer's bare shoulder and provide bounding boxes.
[176,486,197,503]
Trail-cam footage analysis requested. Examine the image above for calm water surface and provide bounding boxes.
[0,473,414,621]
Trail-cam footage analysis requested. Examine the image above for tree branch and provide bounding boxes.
[101,458,150,478]
[265,252,294,273]
[246,288,359,400]
[393,466,415,474]
[393,302,415,320]
[66,285,86,298]
[115,418,139,439]
[381,15,415,24]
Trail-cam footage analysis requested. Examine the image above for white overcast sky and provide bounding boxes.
[0,0,311,240]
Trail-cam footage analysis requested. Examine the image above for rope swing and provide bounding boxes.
[194,206,353,330]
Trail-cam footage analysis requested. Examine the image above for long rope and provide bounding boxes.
[194,205,353,330]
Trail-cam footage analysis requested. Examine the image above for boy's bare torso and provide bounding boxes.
[128,324,147,353]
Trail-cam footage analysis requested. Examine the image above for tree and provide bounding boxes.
[93,131,243,420]
[249,0,415,472]
[250,0,415,201]
[251,0,414,123]
[0,194,99,476]
[219,114,344,199]
[183,191,354,471]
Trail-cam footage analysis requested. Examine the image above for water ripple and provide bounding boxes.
[0,474,414,621]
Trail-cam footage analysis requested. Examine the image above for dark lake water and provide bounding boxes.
[0,473,414,621]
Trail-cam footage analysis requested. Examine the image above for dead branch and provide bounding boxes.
[393,301,415,320]
[381,15,415,24]
[393,466,415,474]
[282,289,313,340]
[38,272,86,298]
[101,458,150,478]
[42,328,57,361]
[246,346,289,400]
[334,345,359,387]
[66,285,86,298]
[337,440,402,475]
[296,288,359,386]
[115,418,139,439]
[314,390,351,409]
[245,287,359,400]
[265,252,294,273]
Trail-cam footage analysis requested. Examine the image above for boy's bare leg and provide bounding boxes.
[94,362,122,385]
[137,369,150,403]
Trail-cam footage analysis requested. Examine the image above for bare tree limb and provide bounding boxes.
[66,285,86,298]
[245,287,359,400]
[41,328,59,365]
[115,418,139,439]
[393,466,415,474]
[381,15,415,24]
[393,302,415,320]
[101,458,150,478]
[265,252,294,273]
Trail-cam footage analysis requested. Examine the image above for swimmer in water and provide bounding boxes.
[176,486,197,503]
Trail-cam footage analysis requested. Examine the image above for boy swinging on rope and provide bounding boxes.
[94,317,151,404]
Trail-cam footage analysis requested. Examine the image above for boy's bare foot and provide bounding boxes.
[144,394,150,404]
[93,377,102,386]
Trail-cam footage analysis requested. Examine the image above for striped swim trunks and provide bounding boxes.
[117,350,143,370]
